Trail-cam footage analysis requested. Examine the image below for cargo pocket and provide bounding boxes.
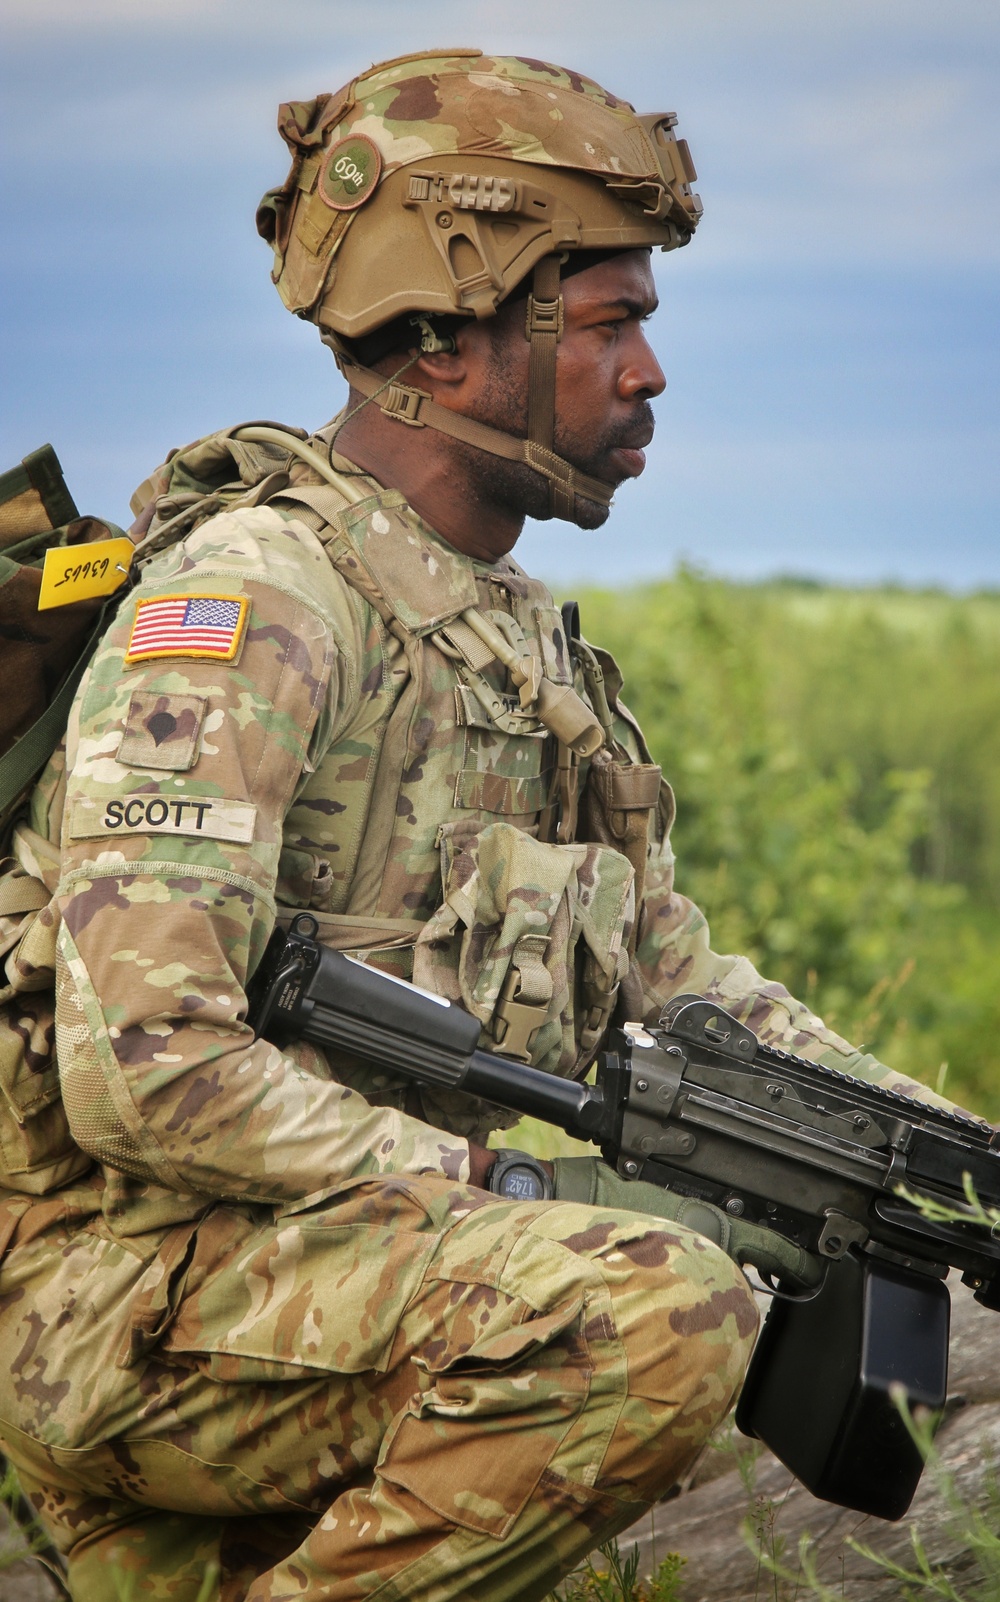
[413,820,634,1080]
[161,1195,440,1383]
[379,1296,590,1538]
[117,1218,202,1368]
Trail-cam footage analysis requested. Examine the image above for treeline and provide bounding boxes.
[573,572,1000,1119]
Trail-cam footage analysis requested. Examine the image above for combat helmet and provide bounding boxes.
[257,49,701,520]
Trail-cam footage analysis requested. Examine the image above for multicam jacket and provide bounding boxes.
[0,433,949,1249]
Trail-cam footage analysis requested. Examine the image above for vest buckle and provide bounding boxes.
[492,941,552,1063]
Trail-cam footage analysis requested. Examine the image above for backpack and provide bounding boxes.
[0,426,321,843]
[0,444,128,845]
[0,425,314,1192]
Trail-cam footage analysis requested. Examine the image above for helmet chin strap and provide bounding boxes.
[326,258,615,524]
[524,255,574,521]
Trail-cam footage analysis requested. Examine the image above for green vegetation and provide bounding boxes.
[0,1458,68,1593]
[573,573,1000,1120]
[552,1383,1000,1601]
[570,573,1000,1114]
[550,1424,1000,1602]
[551,1538,686,1601]
[750,1397,1000,1600]
[513,573,1000,1157]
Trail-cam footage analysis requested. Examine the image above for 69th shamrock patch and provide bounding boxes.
[318,135,383,211]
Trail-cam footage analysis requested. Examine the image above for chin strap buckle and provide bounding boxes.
[381,381,431,427]
[525,292,564,341]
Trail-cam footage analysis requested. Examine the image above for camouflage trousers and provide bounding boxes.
[0,1176,757,1601]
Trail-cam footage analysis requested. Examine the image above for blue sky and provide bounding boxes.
[2,0,998,588]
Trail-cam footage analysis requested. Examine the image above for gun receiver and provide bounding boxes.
[249,915,1000,1520]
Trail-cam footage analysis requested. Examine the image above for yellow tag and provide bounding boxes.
[38,539,134,610]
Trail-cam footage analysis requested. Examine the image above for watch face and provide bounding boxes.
[499,1165,546,1202]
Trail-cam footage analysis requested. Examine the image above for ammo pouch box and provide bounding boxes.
[415,819,635,1077]
[317,820,636,1145]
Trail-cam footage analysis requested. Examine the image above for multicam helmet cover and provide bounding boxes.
[257,50,702,521]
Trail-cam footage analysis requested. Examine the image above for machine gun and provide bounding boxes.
[249,913,1000,1523]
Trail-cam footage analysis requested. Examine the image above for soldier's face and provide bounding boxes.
[465,249,666,528]
[550,249,666,488]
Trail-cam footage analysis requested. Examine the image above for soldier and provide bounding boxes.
[0,49,959,1601]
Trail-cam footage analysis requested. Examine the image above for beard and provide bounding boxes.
[453,339,654,530]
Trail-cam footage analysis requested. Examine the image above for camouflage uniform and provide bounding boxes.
[0,441,949,1598]
[0,47,954,1602]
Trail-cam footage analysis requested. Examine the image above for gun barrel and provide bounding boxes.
[461,1050,607,1138]
[284,998,607,1136]
[249,916,611,1139]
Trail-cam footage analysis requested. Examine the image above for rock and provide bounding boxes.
[624,1277,1000,1600]
[944,1275,1000,1405]
[0,1563,60,1602]
[0,1510,61,1602]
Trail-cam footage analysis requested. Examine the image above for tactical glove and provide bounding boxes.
[551,1156,822,1292]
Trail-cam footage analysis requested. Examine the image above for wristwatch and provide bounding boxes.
[487,1148,555,1202]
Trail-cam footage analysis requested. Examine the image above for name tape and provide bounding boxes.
[70,794,257,845]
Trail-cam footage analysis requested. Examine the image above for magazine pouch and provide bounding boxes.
[413,820,635,1096]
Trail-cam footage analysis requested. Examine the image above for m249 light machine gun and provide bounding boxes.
[249,914,1000,1523]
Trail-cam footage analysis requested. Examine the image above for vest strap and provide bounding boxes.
[0,869,48,917]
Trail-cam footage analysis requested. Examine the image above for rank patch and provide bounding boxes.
[125,594,249,665]
[117,692,208,772]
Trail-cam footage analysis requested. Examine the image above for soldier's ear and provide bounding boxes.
[414,346,466,384]
[415,314,518,396]
[414,321,485,388]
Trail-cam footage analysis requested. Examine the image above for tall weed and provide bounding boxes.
[549,1537,686,1602]
[0,1458,68,1594]
[571,573,1000,1117]
[746,1394,1000,1601]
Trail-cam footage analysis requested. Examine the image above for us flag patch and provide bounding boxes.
[125,594,249,665]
